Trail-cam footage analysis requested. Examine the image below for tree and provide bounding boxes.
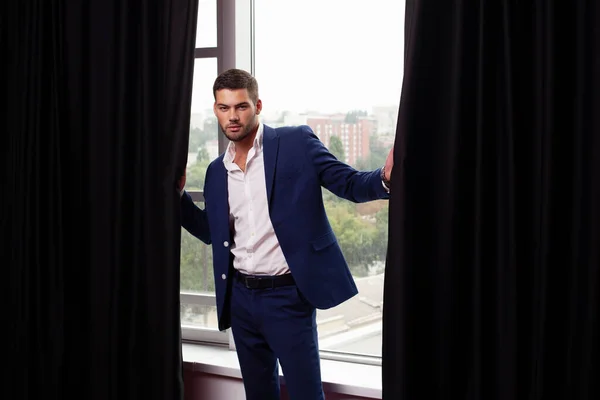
[180,149,214,292]
[356,135,389,170]
[186,153,210,191]
[373,204,389,262]
[324,198,379,277]
[180,228,215,292]
[368,135,388,168]
[344,110,368,123]
[328,135,345,162]
[196,147,210,163]
[189,121,219,153]
[355,157,369,171]
[188,127,203,152]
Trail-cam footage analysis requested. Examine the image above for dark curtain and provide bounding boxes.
[383,1,599,399]
[3,0,198,399]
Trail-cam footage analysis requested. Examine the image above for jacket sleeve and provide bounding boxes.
[302,125,390,203]
[180,190,212,244]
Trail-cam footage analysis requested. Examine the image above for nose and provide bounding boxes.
[228,109,239,122]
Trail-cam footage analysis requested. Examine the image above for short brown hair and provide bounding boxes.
[212,68,259,104]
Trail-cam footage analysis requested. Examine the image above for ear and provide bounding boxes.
[255,99,262,115]
[213,102,218,116]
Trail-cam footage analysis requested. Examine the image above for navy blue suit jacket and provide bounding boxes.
[181,124,389,331]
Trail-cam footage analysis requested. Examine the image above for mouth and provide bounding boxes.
[227,124,242,132]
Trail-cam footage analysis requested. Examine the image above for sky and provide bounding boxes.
[191,0,406,117]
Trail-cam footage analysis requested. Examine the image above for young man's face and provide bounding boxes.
[213,88,262,143]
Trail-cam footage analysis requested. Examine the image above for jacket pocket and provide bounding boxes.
[311,230,337,251]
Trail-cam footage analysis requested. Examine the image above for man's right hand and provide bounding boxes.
[177,168,186,194]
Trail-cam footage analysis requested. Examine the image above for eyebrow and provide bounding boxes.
[217,102,250,108]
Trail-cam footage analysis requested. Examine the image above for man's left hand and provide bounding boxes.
[384,147,394,181]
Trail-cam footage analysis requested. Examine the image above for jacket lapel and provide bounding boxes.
[262,125,279,205]
[210,156,230,230]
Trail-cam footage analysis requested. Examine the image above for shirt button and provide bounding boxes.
[221,274,227,280]
[223,241,229,247]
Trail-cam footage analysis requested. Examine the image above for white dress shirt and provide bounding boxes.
[223,123,290,276]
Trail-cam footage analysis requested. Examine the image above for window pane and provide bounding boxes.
[182,59,219,336]
[181,206,214,293]
[195,0,217,48]
[188,58,219,189]
[181,304,219,330]
[255,0,405,358]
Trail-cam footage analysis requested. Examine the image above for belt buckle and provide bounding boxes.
[244,276,260,289]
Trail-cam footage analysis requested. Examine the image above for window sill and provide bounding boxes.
[182,342,382,399]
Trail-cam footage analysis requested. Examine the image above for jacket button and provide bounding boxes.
[223,241,229,247]
[221,274,227,280]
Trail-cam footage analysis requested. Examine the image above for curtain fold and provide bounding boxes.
[3,1,198,398]
[383,1,599,399]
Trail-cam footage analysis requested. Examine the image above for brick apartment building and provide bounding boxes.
[305,114,375,166]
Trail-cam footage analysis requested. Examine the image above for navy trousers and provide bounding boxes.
[230,276,325,400]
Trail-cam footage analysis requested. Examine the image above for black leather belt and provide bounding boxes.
[235,271,296,289]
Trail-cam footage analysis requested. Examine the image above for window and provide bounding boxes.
[254,0,404,360]
[195,0,217,48]
[182,0,406,362]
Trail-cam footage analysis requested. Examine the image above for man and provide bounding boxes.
[179,68,393,400]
